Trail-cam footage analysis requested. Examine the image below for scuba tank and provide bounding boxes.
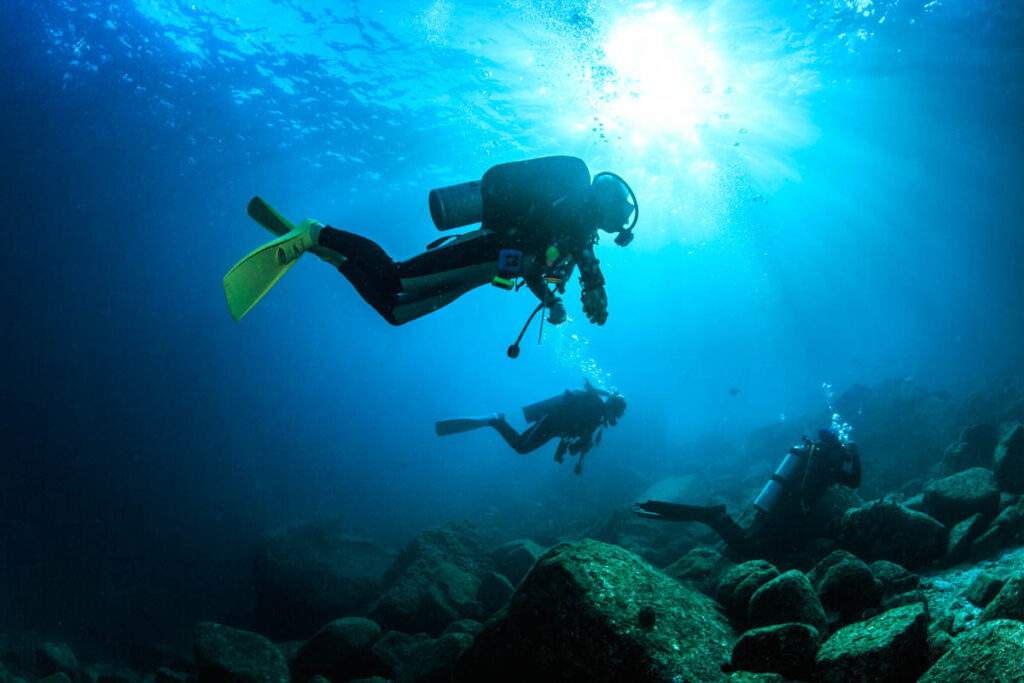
[429,180,483,231]
[752,445,811,514]
[522,393,568,423]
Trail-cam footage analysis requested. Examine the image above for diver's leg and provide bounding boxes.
[388,231,502,323]
[490,415,556,454]
[317,227,403,324]
[635,502,755,556]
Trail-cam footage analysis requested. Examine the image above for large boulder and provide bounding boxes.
[970,504,1023,557]
[815,603,930,683]
[664,547,736,598]
[747,571,828,639]
[716,560,780,624]
[369,520,493,636]
[979,572,1024,623]
[923,468,1001,527]
[936,423,999,476]
[292,617,383,683]
[993,423,1024,492]
[34,643,80,682]
[395,633,473,683]
[839,501,947,569]
[918,619,1024,682]
[490,540,545,586]
[193,622,289,683]
[808,551,883,621]
[946,512,989,564]
[454,540,735,683]
[729,623,820,680]
[251,518,395,637]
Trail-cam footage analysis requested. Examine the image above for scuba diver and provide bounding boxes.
[223,156,638,335]
[435,382,626,475]
[634,428,861,559]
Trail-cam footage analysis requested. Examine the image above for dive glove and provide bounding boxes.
[547,297,567,325]
[581,285,608,325]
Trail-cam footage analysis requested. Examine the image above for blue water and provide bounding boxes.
[2,0,1021,656]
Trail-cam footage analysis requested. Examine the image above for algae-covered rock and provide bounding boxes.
[664,546,736,598]
[946,512,988,564]
[368,631,430,680]
[491,539,544,586]
[979,572,1024,623]
[193,622,289,683]
[747,570,828,638]
[814,603,929,683]
[964,572,1004,608]
[716,560,780,624]
[369,520,492,635]
[251,518,395,637]
[454,539,735,683]
[292,617,383,683]
[839,501,947,569]
[918,619,1024,682]
[35,643,80,682]
[923,467,1000,526]
[869,560,919,596]
[808,551,883,620]
[397,633,472,683]
[937,423,999,476]
[729,622,820,680]
[994,423,1024,492]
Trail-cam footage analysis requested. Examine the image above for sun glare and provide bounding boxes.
[601,7,727,145]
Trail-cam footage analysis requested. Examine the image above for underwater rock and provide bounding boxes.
[964,572,1004,608]
[970,503,1023,558]
[251,518,395,638]
[726,674,786,683]
[814,603,930,683]
[396,633,473,683]
[441,619,482,636]
[664,546,736,598]
[152,668,192,683]
[945,512,989,564]
[292,617,383,683]
[35,643,80,682]
[935,423,999,477]
[747,570,829,638]
[193,622,289,683]
[993,422,1024,492]
[918,619,1024,682]
[454,539,734,683]
[804,485,865,540]
[729,622,820,680]
[922,467,1000,526]
[716,560,780,625]
[37,675,73,683]
[979,572,1024,623]
[369,520,492,636]
[839,501,947,569]
[368,632,430,680]
[490,539,544,586]
[475,570,514,617]
[925,629,954,665]
[869,560,920,596]
[808,551,883,621]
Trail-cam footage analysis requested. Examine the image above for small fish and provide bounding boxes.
[728,387,741,396]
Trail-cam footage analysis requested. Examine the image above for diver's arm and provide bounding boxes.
[574,246,605,291]
[840,444,862,488]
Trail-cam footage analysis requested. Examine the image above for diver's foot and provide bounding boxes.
[573,463,582,475]
[308,222,348,269]
[554,451,564,463]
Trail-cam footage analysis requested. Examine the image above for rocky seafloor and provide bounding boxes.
[5,377,1024,683]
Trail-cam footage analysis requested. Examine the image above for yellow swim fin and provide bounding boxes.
[247,196,295,237]
[223,219,319,321]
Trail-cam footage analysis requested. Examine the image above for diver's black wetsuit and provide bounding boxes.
[490,389,606,454]
[317,156,607,325]
[636,432,862,560]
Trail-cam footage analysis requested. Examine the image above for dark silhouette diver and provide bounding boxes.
[436,381,626,475]
[635,428,861,559]
[223,156,638,331]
